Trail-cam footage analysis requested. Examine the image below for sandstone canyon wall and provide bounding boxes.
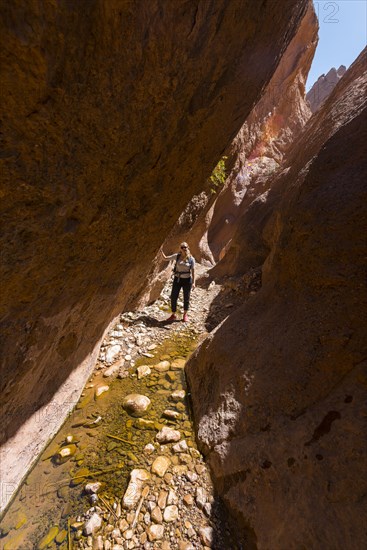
[0,0,310,512]
[187,49,367,549]
[162,2,318,267]
[206,1,319,263]
[138,1,318,305]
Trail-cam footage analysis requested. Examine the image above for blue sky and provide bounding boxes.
[306,0,367,89]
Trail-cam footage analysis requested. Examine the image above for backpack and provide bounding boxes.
[173,253,194,278]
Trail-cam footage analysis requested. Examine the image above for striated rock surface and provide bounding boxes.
[207,0,318,263]
[0,0,309,511]
[307,65,346,113]
[187,49,367,549]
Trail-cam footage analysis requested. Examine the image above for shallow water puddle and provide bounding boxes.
[0,330,198,549]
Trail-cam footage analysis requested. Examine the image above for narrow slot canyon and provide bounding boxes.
[0,1,366,549]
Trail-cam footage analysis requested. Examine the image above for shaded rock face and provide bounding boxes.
[0,0,309,511]
[186,49,367,548]
[307,64,346,112]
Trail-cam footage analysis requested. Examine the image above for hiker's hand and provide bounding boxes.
[192,283,196,290]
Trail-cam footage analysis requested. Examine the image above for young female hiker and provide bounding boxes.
[161,242,195,322]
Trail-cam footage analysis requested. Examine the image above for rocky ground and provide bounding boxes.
[69,267,246,550]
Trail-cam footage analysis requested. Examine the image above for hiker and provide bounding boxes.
[161,242,195,322]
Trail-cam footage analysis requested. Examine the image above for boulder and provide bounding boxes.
[151,456,171,478]
[122,394,151,417]
[156,427,181,444]
[83,513,102,536]
[147,524,164,542]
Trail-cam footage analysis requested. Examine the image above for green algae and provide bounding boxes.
[37,525,59,549]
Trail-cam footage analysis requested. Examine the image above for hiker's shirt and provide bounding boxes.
[166,253,195,279]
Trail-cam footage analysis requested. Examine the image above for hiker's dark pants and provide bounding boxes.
[171,276,192,312]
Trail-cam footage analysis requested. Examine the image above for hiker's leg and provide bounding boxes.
[170,278,181,313]
[182,278,192,311]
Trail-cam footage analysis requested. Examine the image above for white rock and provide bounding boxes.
[144,512,151,525]
[166,489,178,505]
[85,482,102,494]
[105,345,121,363]
[170,390,186,402]
[153,360,171,372]
[95,385,109,398]
[151,456,171,477]
[58,446,74,459]
[147,344,157,351]
[123,529,133,540]
[124,354,132,361]
[156,426,181,444]
[185,471,198,483]
[150,506,162,523]
[83,512,102,535]
[162,409,180,420]
[163,505,178,522]
[111,330,123,337]
[203,502,212,516]
[143,443,155,454]
[147,501,156,512]
[122,469,151,509]
[122,394,151,416]
[112,528,122,541]
[172,440,188,453]
[103,364,120,377]
[195,487,207,509]
[137,365,151,379]
[147,524,164,541]
[157,490,168,509]
[119,519,129,532]
[199,526,214,546]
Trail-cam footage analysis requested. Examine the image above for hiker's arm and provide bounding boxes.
[161,249,176,261]
[192,267,196,288]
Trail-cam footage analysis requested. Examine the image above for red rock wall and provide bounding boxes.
[0,0,309,511]
[207,1,318,263]
[187,49,367,548]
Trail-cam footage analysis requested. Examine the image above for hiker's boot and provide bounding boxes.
[182,312,188,322]
[167,313,177,322]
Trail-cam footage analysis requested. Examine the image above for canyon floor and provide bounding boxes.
[0,265,249,550]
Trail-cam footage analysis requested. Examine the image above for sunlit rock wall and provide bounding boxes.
[307,64,347,113]
[187,49,367,548]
